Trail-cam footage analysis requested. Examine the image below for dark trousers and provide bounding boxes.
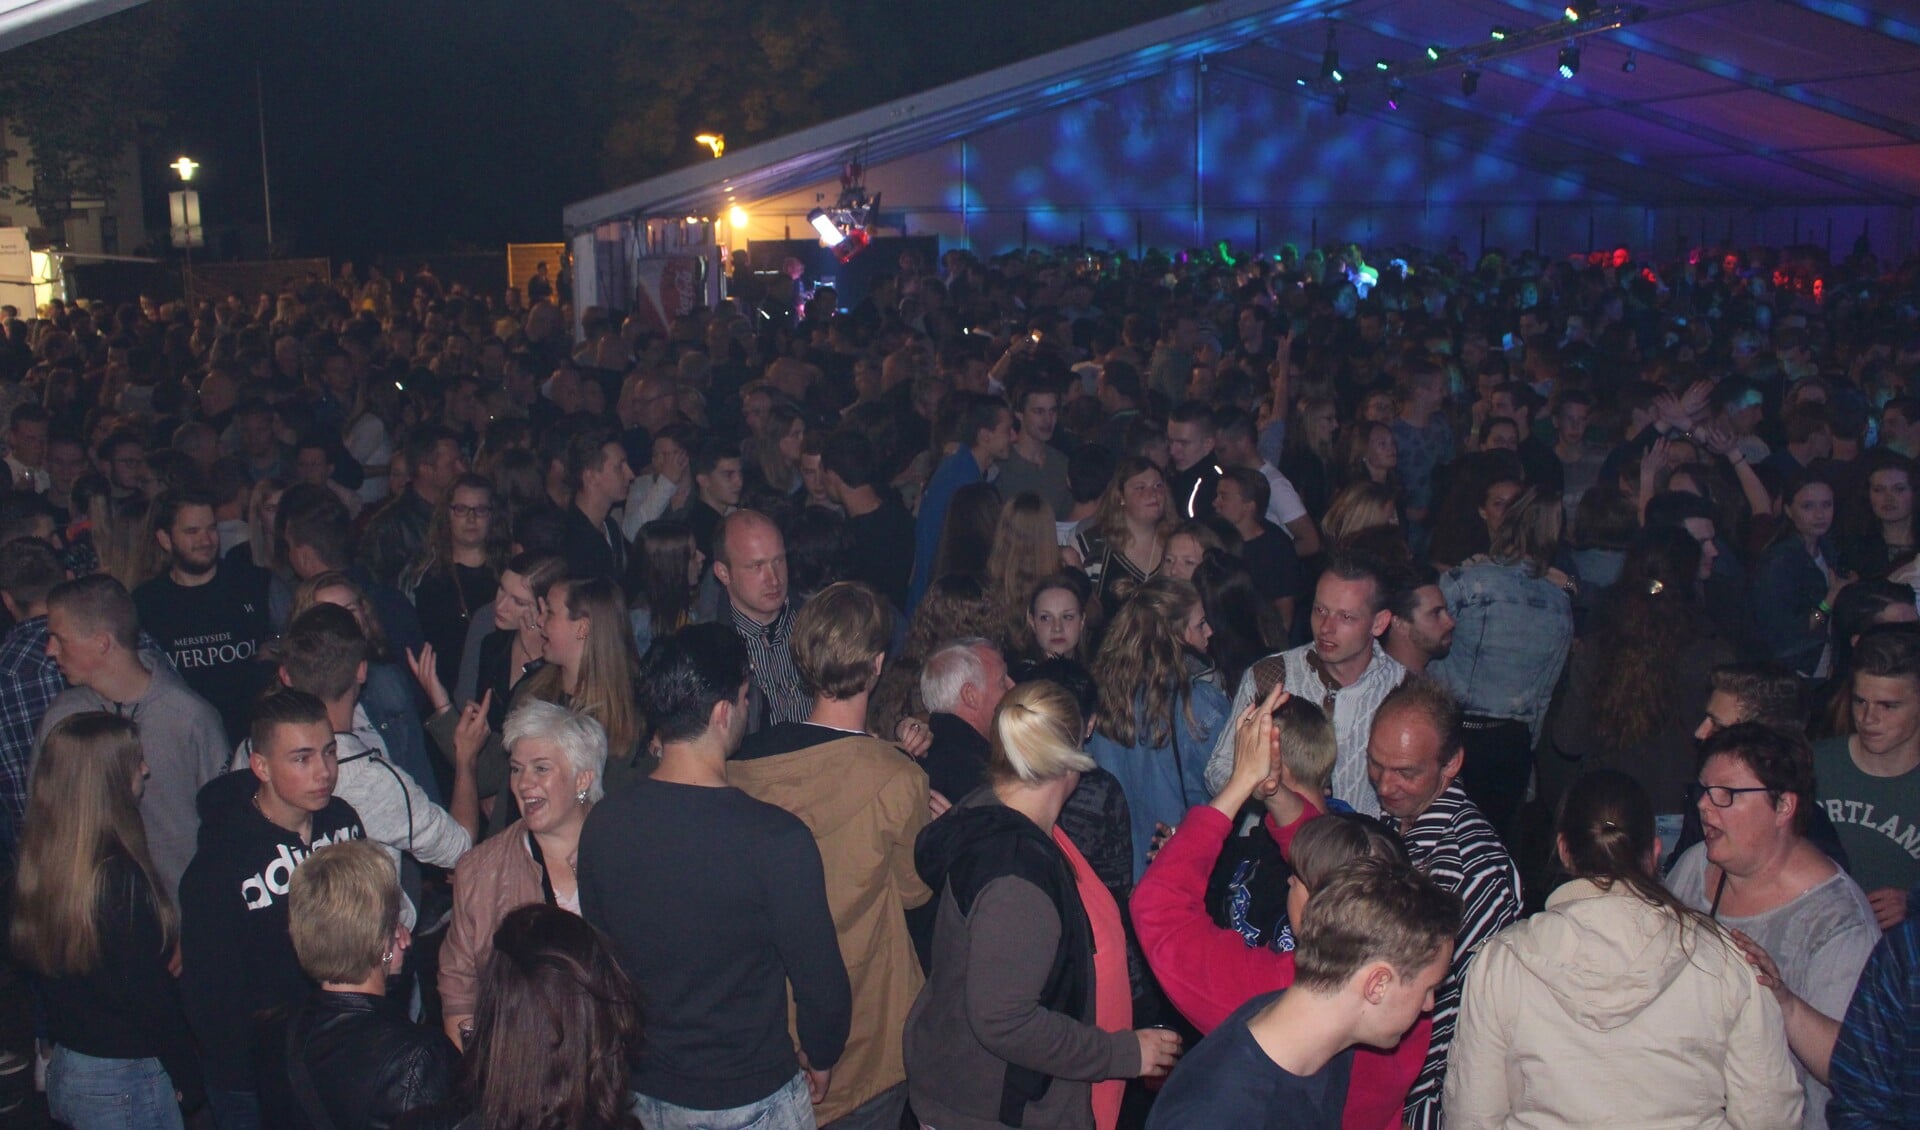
[1457,715,1532,844]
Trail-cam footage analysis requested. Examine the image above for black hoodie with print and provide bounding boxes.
[178,768,364,1094]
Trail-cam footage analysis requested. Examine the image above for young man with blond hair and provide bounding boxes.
[729,581,932,1129]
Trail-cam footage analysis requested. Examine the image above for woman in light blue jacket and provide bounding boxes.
[1431,486,1573,838]
[1087,576,1230,880]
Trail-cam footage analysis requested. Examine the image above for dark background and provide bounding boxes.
[118,0,1193,262]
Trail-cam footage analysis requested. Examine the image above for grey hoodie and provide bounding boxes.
[38,657,230,902]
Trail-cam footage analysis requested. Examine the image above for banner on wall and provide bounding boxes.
[630,254,706,335]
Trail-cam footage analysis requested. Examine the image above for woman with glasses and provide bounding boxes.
[1445,769,1801,1129]
[404,473,507,693]
[1665,723,1879,1130]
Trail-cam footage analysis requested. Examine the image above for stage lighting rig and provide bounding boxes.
[1559,43,1581,78]
[806,155,881,263]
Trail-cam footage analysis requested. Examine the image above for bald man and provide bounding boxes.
[714,510,808,730]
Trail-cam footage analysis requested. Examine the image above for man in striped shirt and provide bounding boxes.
[1367,676,1522,1130]
[715,510,810,731]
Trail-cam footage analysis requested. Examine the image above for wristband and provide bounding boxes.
[1817,600,1833,614]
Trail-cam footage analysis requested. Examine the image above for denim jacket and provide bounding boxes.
[1429,556,1572,741]
[1087,680,1230,881]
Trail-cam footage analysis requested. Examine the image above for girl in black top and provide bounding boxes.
[405,473,507,693]
[11,712,204,1128]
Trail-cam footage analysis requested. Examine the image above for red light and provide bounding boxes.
[832,227,870,264]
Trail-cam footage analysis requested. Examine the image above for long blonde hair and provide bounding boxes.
[522,576,640,762]
[10,712,173,976]
[1092,576,1200,748]
[987,492,1062,653]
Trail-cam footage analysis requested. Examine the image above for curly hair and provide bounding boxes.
[1092,575,1200,749]
[1584,526,1705,751]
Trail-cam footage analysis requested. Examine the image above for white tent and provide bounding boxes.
[564,0,1920,312]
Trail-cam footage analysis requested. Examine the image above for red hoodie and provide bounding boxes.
[1132,801,1432,1130]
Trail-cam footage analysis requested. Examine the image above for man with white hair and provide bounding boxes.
[918,637,1014,807]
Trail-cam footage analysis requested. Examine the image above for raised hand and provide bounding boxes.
[405,644,451,712]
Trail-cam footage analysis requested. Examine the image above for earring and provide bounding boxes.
[380,950,394,966]
[576,788,589,805]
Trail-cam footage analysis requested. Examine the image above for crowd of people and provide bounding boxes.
[0,232,1918,1130]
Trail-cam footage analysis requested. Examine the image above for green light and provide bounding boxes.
[1490,25,1510,40]
[1426,45,1443,61]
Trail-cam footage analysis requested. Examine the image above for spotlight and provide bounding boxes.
[1426,44,1443,61]
[1462,68,1481,95]
[1295,77,1309,86]
[1564,1,1597,20]
[1335,89,1350,115]
[694,132,725,158]
[1622,49,1638,72]
[1387,78,1406,110]
[1331,68,1345,83]
[1558,43,1581,78]
[728,205,749,229]
[1376,58,1392,72]
[807,208,869,262]
[1490,25,1510,40]
[1321,23,1339,79]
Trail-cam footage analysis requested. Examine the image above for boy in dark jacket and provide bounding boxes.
[179,689,365,1130]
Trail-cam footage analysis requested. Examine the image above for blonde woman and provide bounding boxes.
[1320,481,1401,546]
[906,681,1181,1130]
[11,712,202,1128]
[1073,455,1172,609]
[1088,576,1231,880]
[525,576,647,792]
[988,491,1068,654]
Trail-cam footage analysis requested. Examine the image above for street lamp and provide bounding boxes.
[168,156,203,304]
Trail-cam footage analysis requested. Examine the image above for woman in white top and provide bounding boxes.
[1447,768,1801,1130]
[1664,723,1880,1130]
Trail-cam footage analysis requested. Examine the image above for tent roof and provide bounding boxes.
[565,0,1920,232]
[0,0,145,54]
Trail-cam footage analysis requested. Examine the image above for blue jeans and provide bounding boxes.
[821,1082,907,1130]
[632,1072,815,1130]
[46,1047,184,1130]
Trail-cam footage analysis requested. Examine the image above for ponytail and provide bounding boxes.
[1558,769,1722,942]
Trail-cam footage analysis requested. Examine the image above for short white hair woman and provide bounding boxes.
[436,700,607,1047]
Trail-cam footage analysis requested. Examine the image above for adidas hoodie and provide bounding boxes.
[178,768,364,1094]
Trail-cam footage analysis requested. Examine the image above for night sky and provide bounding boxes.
[122,0,1189,263]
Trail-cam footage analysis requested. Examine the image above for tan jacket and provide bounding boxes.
[728,731,932,1123]
[1445,878,1803,1130]
[437,819,547,1021]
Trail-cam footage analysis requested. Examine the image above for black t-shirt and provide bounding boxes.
[132,563,274,745]
[1145,990,1352,1130]
[843,497,915,612]
[1242,523,1303,605]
